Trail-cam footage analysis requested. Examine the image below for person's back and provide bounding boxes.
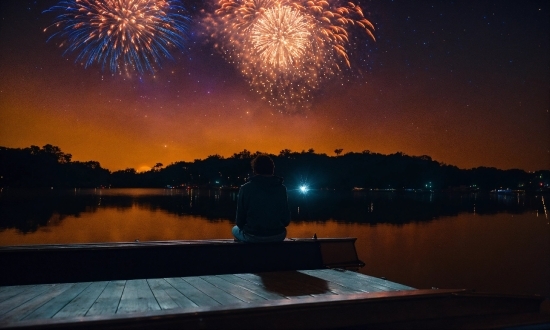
[232,155,290,242]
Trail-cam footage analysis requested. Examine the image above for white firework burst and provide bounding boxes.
[249,4,312,70]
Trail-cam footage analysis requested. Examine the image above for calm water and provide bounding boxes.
[0,188,548,297]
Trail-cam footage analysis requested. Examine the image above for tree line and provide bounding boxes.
[0,145,548,192]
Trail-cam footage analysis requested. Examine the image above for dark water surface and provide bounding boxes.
[0,188,548,297]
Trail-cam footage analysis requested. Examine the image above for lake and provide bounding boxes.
[0,188,548,297]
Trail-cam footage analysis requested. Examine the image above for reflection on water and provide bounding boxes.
[0,188,548,297]
[0,189,238,234]
[1,188,546,234]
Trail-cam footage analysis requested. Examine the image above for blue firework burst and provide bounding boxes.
[44,0,190,74]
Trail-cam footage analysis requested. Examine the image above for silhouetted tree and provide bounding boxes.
[279,149,292,158]
[232,149,252,159]
[1,145,547,192]
[0,145,107,188]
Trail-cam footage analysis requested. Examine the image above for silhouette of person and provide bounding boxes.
[232,154,291,242]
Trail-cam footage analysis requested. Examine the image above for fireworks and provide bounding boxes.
[250,5,311,70]
[44,0,190,74]
[203,0,375,110]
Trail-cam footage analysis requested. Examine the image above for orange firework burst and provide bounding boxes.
[203,0,375,111]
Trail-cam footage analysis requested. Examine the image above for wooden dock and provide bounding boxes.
[0,269,418,329]
[0,239,548,329]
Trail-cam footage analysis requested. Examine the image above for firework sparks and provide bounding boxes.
[203,0,375,111]
[44,0,190,74]
[250,5,311,70]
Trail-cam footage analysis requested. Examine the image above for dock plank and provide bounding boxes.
[116,280,160,314]
[147,278,178,309]
[164,278,220,308]
[0,286,36,304]
[147,279,198,310]
[0,284,74,323]
[216,274,287,301]
[183,277,245,306]
[301,269,412,293]
[22,282,92,320]
[354,272,414,291]
[320,269,414,291]
[200,276,267,303]
[300,269,380,292]
[86,281,125,316]
[0,285,54,317]
[156,279,198,309]
[53,281,108,319]
[146,279,179,310]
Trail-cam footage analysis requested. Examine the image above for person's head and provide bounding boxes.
[251,154,275,175]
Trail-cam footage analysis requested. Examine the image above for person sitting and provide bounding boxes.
[232,154,291,242]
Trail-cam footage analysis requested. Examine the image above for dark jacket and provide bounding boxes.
[235,175,291,236]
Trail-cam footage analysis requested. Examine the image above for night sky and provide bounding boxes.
[0,0,548,172]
